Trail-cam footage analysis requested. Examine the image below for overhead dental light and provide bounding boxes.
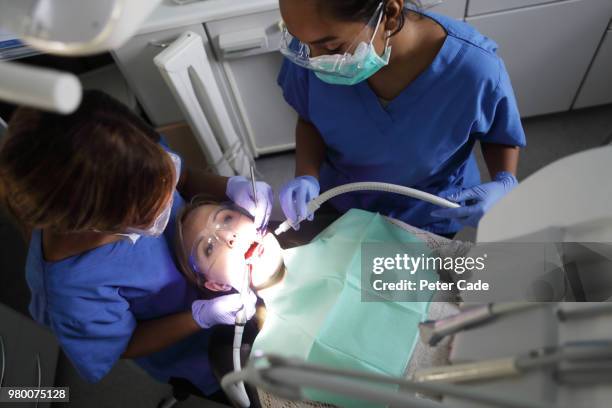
[0,0,161,56]
[0,0,162,113]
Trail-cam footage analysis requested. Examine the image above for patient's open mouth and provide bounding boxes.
[244,241,261,260]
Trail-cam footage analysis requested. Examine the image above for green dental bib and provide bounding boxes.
[254,209,435,407]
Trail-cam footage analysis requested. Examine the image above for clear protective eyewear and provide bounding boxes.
[279,1,386,78]
[188,204,262,286]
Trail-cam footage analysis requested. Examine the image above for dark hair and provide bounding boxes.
[319,0,421,36]
[0,90,174,233]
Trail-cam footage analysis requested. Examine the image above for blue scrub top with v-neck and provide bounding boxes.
[25,150,220,396]
[278,10,526,234]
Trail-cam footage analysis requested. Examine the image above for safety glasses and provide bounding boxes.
[188,204,259,284]
[279,1,385,77]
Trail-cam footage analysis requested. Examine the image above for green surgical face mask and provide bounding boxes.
[312,2,392,87]
[279,1,392,86]
[314,39,392,86]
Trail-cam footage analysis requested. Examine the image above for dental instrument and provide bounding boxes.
[419,302,547,347]
[274,182,460,235]
[412,341,612,384]
[557,303,612,321]
[221,352,555,408]
[250,165,258,209]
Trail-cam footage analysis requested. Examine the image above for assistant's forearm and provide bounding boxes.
[122,312,200,358]
[295,118,326,178]
[481,143,520,178]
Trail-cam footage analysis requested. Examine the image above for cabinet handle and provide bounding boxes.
[222,46,265,55]
[0,336,5,387]
[148,39,179,49]
[217,28,269,55]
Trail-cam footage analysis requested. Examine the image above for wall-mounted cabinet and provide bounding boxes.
[467,0,612,117]
[428,0,467,20]
[467,0,562,16]
[113,24,208,127]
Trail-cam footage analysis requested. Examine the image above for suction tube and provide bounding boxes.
[274,182,461,235]
[226,322,250,407]
[226,263,252,407]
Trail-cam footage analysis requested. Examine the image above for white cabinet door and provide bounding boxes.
[467,0,562,16]
[112,24,208,126]
[206,10,297,156]
[574,30,612,109]
[427,0,466,20]
[467,0,612,117]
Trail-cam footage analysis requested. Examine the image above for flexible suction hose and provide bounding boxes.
[275,182,461,235]
[227,263,252,407]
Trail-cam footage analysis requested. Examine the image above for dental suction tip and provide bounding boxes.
[274,221,292,236]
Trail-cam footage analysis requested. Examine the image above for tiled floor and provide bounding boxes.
[0,103,610,407]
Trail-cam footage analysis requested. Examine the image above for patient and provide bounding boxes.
[173,200,287,407]
[175,204,456,408]
[174,200,286,299]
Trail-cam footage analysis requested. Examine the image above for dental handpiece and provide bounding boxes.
[413,341,612,384]
[419,303,545,347]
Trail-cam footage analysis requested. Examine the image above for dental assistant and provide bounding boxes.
[278,0,526,236]
[0,91,269,399]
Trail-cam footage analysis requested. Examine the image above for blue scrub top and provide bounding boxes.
[25,189,219,395]
[278,10,526,234]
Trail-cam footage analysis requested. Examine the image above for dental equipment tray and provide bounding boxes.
[445,303,612,408]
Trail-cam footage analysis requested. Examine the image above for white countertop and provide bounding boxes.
[140,0,279,34]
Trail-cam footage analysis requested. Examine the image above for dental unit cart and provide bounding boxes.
[418,145,612,407]
[224,146,612,407]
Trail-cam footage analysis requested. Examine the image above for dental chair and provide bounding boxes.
[225,146,612,408]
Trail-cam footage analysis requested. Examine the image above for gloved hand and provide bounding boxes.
[431,172,518,228]
[226,176,273,231]
[279,175,320,230]
[191,292,257,329]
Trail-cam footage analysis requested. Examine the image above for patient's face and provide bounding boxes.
[181,204,283,292]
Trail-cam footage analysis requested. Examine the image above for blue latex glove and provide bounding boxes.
[226,176,273,230]
[191,292,257,329]
[279,175,320,230]
[431,171,518,228]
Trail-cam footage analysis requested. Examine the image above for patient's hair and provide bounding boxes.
[174,197,287,293]
[0,90,175,234]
